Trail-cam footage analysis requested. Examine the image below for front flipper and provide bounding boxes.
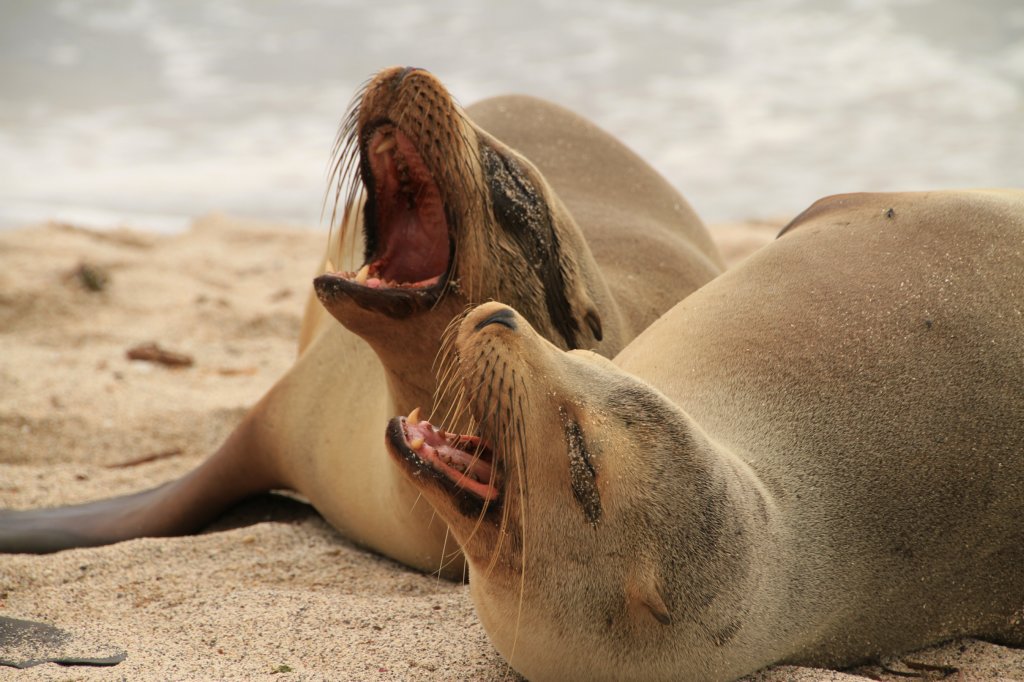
[0,417,282,554]
[1,481,210,553]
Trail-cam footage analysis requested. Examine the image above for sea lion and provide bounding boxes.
[386,190,1024,677]
[0,67,722,579]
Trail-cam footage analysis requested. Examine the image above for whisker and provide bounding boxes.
[317,75,377,275]
[432,308,477,429]
[323,79,369,229]
[457,389,503,550]
[508,439,528,673]
[484,436,513,577]
[432,315,465,389]
[435,525,464,580]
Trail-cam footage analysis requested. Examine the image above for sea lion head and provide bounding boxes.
[384,301,749,680]
[313,67,617,354]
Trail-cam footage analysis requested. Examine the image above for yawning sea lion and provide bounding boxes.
[388,190,1024,673]
[0,67,722,578]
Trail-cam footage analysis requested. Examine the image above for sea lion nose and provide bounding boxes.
[475,307,518,332]
[393,66,422,88]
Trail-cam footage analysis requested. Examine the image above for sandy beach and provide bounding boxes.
[2,216,1022,680]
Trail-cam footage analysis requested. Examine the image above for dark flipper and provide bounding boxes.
[0,480,218,553]
[0,416,283,554]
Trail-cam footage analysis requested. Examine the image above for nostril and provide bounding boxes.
[475,307,518,332]
[393,66,421,88]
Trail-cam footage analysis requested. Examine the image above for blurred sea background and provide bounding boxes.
[1,0,1022,233]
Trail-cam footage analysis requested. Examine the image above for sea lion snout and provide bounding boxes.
[391,65,423,89]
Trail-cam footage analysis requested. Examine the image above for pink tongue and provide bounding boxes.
[435,442,494,482]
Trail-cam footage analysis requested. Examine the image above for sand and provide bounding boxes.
[1,216,1022,681]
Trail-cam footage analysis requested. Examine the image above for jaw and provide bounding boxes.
[385,415,500,504]
[383,413,515,553]
[315,124,456,322]
[313,272,459,328]
[316,291,467,415]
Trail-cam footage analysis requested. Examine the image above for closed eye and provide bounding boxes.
[562,408,602,526]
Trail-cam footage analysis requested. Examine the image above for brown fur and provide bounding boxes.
[396,190,1024,678]
[0,67,721,581]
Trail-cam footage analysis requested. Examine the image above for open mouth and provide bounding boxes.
[385,411,500,505]
[314,122,453,317]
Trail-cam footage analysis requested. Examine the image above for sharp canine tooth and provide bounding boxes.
[409,437,425,450]
[355,264,370,284]
[375,137,396,154]
[325,258,337,274]
[408,407,421,424]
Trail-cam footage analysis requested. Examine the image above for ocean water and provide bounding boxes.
[0,0,1021,232]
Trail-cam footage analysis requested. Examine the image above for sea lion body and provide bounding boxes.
[0,68,722,579]
[388,190,1024,676]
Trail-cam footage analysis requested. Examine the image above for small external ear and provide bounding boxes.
[584,309,603,341]
[626,571,672,626]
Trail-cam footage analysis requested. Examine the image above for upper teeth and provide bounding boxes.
[375,137,396,154]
